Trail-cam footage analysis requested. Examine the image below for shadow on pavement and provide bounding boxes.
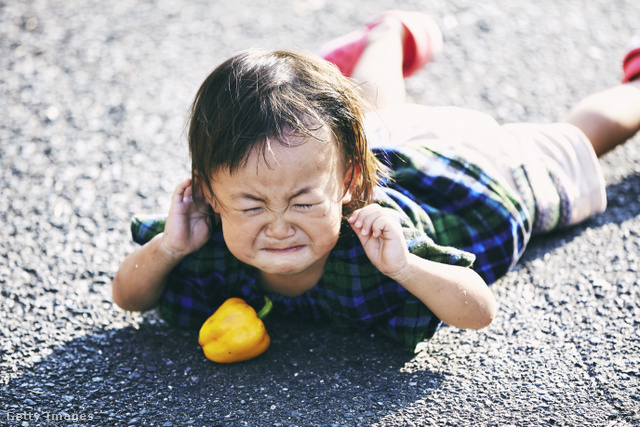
[2,315,445,425]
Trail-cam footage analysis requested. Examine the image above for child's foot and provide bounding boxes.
[319,10,443,78]
[622,35,640,83]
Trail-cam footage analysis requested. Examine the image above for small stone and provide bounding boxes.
[45,106,60,121]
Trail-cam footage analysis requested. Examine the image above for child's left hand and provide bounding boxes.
[348,204,410,280]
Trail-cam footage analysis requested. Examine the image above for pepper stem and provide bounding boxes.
[256,296,273,319]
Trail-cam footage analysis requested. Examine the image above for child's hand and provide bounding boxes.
[348,205,410,280]
[161,178,212,258]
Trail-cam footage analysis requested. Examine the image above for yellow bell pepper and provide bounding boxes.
[198,297,272,363]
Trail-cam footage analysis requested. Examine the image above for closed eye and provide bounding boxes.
[242,207,263,214]
[294,204,313,211]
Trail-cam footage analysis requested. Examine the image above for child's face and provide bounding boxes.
[205,133,355,295]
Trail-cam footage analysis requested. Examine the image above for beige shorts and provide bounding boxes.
[500,122,606,232]
[365,104,607,233]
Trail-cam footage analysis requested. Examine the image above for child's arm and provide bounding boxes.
[348,204,497,330]
[112,178,212,312]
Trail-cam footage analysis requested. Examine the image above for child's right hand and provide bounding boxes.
[112,177,211,312]
[160,178,212,259]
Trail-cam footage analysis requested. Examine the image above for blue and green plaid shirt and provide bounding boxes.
[131,142,531,350]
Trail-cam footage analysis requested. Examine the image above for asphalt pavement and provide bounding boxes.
[1,0,639,425]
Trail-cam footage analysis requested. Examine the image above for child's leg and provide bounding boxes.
[564,81,640,157]
[350,19,407,110]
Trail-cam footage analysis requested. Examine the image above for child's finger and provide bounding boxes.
[370,215,391,238]
[348,207,367,230]
[184,181,194,198]
[349,204,381,226]
[348,208,362,225]
[172,178,192,203]
[354,206,386,236]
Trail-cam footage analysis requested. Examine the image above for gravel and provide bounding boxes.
[1,0,639,425]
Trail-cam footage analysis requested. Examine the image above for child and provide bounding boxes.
[113,11,640,350]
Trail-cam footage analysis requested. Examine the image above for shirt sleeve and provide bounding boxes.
[373,187,476,268]
[374,289,444,350]
[130,214,166,245]
[129,214,223,327]
[368,189,477,349]
[374,143,531,285]
[314,225,471,352]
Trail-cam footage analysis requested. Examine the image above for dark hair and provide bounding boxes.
[188,49,387,217]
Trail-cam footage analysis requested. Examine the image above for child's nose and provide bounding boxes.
[264,215,295,239]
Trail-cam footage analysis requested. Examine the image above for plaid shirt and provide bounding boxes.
[131,142,531,350]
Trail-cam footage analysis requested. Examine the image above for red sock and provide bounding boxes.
[623,43,640,83]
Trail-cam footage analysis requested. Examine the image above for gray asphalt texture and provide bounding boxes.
[1,0,639,425]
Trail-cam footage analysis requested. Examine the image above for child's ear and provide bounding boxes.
[193,173,219,212]
[341,164,361,205]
